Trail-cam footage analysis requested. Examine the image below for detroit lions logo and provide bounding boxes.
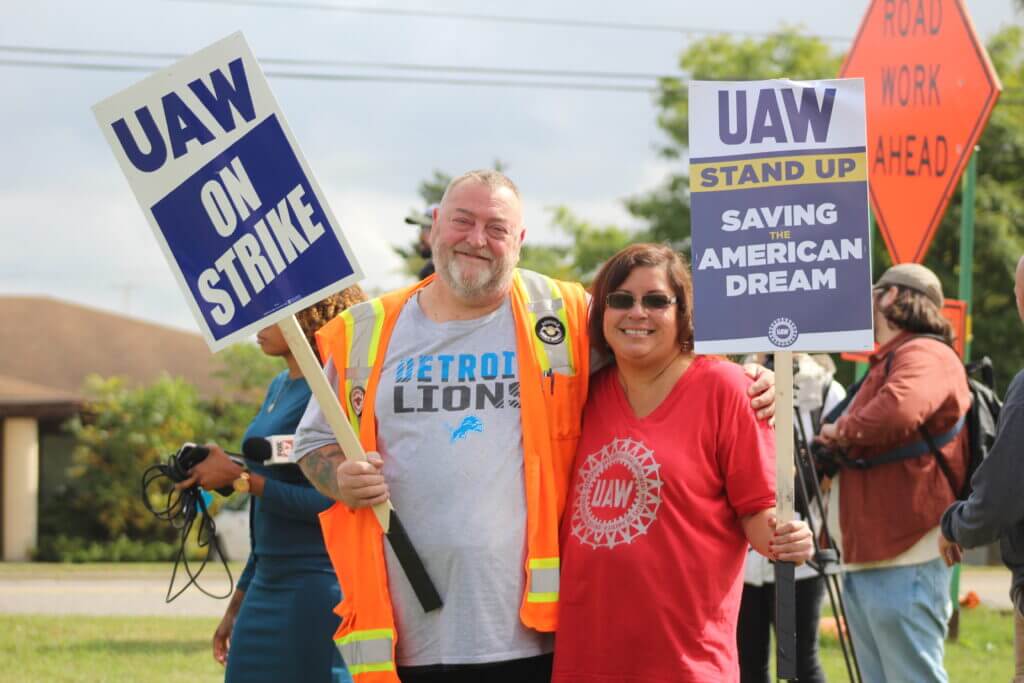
[447,416,484,444]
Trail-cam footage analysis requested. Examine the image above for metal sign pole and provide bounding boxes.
[958,148,978,363]
[948,146,979,642]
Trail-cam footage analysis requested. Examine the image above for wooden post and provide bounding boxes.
[774,351,797,680]
[277,315,390,531]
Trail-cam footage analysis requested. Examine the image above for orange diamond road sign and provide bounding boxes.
[840,0,1001,264]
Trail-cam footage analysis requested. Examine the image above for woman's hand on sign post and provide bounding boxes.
[743,364,776,422]
[771,518,814,565]
[742,509,814,565]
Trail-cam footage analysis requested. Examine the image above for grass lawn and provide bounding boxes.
[0,606,1014,682]
[816,605,1015,681]
[0,615,223,683]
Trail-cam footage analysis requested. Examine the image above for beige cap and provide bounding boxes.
[874,263,944,308]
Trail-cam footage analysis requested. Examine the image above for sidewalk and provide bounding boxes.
[0,563,1015,617]
[0,563,233,617]
[958,565,1015,611]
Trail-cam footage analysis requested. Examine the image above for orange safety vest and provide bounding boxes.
[314,269,590,681]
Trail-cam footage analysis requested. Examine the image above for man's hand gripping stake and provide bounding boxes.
[278,315,442,612]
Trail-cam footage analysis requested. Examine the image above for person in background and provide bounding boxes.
[940,254,1024,683]
[818,263,970,683]
[178,286,366,683]
[551,244,812,682]
[405,204,438,279]
[737,352,845,683]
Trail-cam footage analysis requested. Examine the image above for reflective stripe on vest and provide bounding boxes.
[340,298,386,433]
[518,270,576,375]
[336,628,395,675]
[526,556,559,603]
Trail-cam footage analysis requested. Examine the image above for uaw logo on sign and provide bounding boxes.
[570,437,663,549]
[768,317,798,347]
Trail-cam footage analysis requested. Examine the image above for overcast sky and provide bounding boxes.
[1,0,1018,334]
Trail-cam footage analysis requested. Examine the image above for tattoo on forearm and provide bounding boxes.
[299,444,345,500]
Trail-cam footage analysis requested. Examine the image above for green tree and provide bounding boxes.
[531,207,633,284]
[415,169,452,205]
[59,375,218,543]
[208,342,284,449]
[924,26,1024,379]
[392,169,452,278]
[38,343,276,559]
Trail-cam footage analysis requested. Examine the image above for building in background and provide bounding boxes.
[0,296,220,560]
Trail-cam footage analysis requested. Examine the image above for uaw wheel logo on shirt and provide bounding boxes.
[570,437,663,549]
[768,317,798,347]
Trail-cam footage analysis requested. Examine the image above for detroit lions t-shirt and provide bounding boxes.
[373,295,549,666]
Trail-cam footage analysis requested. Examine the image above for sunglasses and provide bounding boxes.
[605,291,677,310]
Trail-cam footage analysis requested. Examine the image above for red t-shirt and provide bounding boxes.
[552,356,775,683]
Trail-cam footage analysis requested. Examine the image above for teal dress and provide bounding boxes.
[224,370,351,683]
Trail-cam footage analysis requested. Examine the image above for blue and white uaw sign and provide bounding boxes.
[688,79,873,353]
[93,32,362,350]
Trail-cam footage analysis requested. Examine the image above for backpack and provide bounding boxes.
[957,356,1002,497]
[822,336,1002,500]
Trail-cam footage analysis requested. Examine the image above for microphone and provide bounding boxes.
[242,435,295,465]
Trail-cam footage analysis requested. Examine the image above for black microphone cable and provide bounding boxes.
[141,451,234,602]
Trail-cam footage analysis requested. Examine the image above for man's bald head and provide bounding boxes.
[440,170,521,207]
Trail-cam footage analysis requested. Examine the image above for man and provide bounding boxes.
[294,170,775,682]
[818,263,971,683]
[404,204,437,279]
[940,255,1024,683]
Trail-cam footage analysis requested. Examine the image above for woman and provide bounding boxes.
[552,244,812,682]
[179,287,366,683]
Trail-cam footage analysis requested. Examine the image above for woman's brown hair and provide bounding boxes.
[588,243,694,355]
[295,285,368,353]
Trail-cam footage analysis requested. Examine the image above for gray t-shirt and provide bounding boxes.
[294,295,551,666]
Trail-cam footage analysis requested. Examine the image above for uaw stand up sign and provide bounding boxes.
[94,33,441,613]
[689,79,874,681]
[689,79,874,354]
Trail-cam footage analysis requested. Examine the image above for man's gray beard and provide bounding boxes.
[434,246,517,302]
